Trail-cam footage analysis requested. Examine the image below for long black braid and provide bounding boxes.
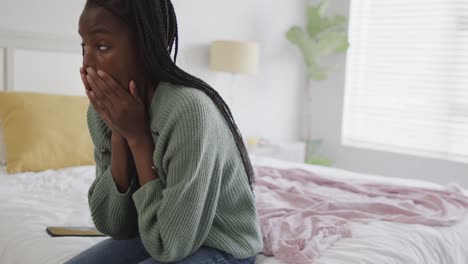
[85,0,255,188]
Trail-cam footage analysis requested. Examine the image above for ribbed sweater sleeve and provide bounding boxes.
[86,106,139,239]
[131,97,222,262]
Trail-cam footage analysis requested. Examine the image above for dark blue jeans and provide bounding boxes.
[65,236,256,264]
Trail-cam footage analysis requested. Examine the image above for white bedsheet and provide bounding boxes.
[0,156,467,264]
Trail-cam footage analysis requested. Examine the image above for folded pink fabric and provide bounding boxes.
[254,166,468,263]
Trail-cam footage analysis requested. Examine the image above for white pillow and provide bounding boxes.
[0,122,5,166]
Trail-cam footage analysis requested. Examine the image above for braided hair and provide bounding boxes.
[84,0,254,188]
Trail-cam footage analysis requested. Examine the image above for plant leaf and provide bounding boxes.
[335,38,349,53]
[306,156,334,166]
[325,15,348,30]
[286,26,318,66]
[306,5,324,38]
[318,0,330,17]
[315,30,349,57]
[287,1,349,81]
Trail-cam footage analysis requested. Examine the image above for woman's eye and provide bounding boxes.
[97,44,110,51]
[81,43,86,55]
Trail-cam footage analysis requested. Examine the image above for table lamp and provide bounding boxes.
[210,40,259,74]
[209,40,260,105]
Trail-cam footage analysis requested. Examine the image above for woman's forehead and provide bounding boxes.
[78,6,125,36]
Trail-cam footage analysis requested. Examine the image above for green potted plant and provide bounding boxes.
[286,0,349,166]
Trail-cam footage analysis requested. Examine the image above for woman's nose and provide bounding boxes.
[82,49,95,70]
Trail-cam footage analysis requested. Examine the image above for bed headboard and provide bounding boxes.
[0,30,83,95]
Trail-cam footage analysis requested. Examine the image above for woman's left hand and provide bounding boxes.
[85,67,149,143]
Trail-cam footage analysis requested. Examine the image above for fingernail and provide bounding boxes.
[86,67,93,73]
[97,70,104,77]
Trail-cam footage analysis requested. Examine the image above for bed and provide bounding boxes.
[0,155,467,264]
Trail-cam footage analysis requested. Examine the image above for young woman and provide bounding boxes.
[66,0,263,263]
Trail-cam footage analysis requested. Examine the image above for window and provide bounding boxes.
[343,0,468,163]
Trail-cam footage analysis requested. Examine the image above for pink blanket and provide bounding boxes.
[254,166,468,263]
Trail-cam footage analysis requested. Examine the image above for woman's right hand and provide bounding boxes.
[80,67,120,135]
[81,68,135,192]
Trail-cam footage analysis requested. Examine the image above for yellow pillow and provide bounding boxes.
[0,91,94,173]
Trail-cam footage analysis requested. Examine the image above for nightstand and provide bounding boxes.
[246,137,306,163]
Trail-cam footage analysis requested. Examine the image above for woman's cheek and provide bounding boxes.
[98,53,128,89]
[101,46,139,90]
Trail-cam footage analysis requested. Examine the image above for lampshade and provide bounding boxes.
[210,40,259,75]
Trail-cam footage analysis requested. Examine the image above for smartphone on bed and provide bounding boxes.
[46,226,106,237]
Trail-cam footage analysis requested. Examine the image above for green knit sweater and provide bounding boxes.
[86,81,263,262]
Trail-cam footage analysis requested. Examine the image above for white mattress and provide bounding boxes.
[0,156,467,264]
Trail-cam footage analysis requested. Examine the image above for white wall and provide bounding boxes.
[0,49,4,88]
[173,0,307,141]
[0,0,308,141]
[0,0,86,37]
[308,0,468,187]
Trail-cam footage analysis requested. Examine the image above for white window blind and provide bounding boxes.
[343,0,468,163]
